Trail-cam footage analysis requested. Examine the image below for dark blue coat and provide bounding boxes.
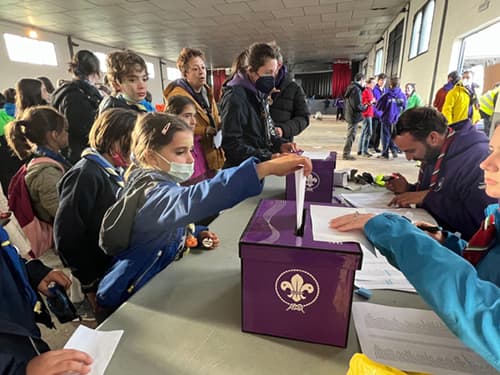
[0,228,52,374]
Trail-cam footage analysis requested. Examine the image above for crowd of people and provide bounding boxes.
[0,41,499,373]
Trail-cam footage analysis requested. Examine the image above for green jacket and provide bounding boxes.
[0,109,13,136]
[405,92,424,110]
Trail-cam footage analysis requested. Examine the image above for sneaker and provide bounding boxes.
[392,152,398,158]
[343,155,356,161]
[377,154,389,159]
[374,148,381,153]
[362,152,373,158]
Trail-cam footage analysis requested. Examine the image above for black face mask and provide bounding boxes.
[255,75,275,95]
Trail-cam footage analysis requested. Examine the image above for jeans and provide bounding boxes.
[343,121,359,156]
[358,117,372,154]
[381,122,398,157]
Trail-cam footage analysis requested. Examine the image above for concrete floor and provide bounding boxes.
[39,115,419,349]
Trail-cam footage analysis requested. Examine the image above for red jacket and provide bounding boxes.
[362,87,375,118]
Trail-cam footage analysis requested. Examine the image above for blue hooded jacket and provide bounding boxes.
[365,209,500,371]
[97,158,264,308]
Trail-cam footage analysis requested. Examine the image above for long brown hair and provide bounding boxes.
[5,106,66,160]
[15,78,45,118]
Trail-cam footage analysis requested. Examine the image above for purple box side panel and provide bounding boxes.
[285,154,336,203]
[241,247,355,347]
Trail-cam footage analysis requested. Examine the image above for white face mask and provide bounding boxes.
[155,151,194,183]
[462,79,471,86]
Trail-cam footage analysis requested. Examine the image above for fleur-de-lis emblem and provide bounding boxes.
[305,172,320,191]
[275,269,320,313]
[280,274,314,303]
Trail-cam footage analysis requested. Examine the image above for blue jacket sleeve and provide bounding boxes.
[138,158,264,230]
[364,213,500,371]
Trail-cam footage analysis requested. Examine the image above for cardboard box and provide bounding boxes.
[285,152,336,203]
[239,199,362,347]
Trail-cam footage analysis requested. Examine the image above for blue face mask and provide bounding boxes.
[155,151,194,183]
[255,75,275,95]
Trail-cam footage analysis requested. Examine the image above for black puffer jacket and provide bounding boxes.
[344,82,366,124]
[52,80,102,163]
[270,75,310,141]
[220,74,286,168]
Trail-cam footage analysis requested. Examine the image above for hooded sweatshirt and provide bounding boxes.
[376,87,407,125]
[411,119,496,240]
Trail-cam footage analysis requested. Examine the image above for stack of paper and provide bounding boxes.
[309,204,417,292]
[352,303,498,375]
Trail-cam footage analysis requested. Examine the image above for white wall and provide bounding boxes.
[400,0,500,104]
[0,20,175,107]
[365,0,500,105]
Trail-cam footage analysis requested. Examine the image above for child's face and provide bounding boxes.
[178,104,197,130]
[117,67,148,102]
[155,130,194,172]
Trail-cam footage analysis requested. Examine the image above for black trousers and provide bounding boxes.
[369,117,381,150]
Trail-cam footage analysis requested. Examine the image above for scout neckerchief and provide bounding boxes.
[35,146,72,170]
[416,127,456,191]
[463,213,496,266]
[118,93,148,113]
[81,148,125,188]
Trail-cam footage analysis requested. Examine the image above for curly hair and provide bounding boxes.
[176,48,205,75]
[106,50,147,90]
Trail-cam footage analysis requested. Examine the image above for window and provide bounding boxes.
[167,67,182,80]
[146,62,155,79]
[374,49,383,75]
[94,52,108,72]
[4,33,57,66]
[409,0,435,59]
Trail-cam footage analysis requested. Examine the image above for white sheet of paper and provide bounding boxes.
[301,150,331,159]
[295,168,306,231]
[310,204,375,252]
[213,129,222,149]
[64,325,124,375]
[352,303,498,375]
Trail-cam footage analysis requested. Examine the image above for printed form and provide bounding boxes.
[352,303,498,375]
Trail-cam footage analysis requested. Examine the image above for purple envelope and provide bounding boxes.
[285,152,336,202]
[239,199,362,347]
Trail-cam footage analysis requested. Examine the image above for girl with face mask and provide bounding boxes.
[220,43,299,168]
[95,112,312,311]
[54,108,137,315]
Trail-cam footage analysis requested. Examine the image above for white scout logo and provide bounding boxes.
[305,172,320,191]
[274,269,320,314]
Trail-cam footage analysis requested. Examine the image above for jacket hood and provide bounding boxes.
[52,79,102,108]
[99,167,174,256]
[386,87,404,98]
[447,119,489,159]
[164,78,192,98]
[226,72,258,94]
[345,82,363,97]
[275,65,289,88]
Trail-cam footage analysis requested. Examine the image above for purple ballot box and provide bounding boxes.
[285,152,336,202]
[239,199,362,347]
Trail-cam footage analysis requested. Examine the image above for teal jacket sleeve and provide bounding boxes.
[364,213,500,371]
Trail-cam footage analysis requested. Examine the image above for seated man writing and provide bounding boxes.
[385,107,495,240]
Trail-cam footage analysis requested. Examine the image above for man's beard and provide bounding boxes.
[423,143,440,163]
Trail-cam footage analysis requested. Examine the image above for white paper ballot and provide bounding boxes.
[295,167,306,230]
[213,129,222,149]
[352,303,498,375]
[64,325,124,375]
[310,204,375,252]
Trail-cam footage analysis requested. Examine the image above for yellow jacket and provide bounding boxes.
[479,86,500,117]
[442,82,480,125]
[163,82,225,170]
